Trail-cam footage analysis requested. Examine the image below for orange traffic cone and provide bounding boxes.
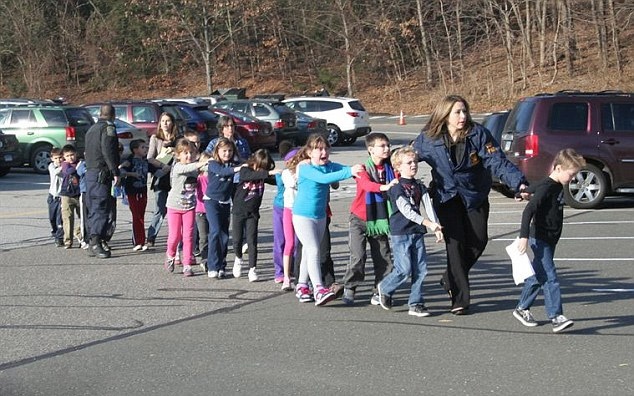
[398,110,406,125]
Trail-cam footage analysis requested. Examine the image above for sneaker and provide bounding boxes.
[199,260,208,273]
[164,257,175,273]
[274,276,284,284]
[314,287,336,306]
[218,269,226,279]
[80,241,89,250]
[242,243,248,255]
[133,244,143,251]
[207,270,219,279]
[513,308,538,327]
[101,241,111,252]
[295,285,313,303]
[408,304,431,317]
[551,315,574,333]
[370,293,381,306]
[342,288,355,306]
[377,284,392,310]
[183,265,193,277]
[248,267,259,282]
[329,282,344,299]
[232,257,243,278]
[64,243,72,249]
[281,277,295,291]
[55,239,64,248]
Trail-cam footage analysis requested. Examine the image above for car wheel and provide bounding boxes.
[563,163,608,209]
[327,124,342,146]
[31,144,53,174]
[0,167,10,177]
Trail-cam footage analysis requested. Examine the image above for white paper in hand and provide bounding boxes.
[505,238,535,285]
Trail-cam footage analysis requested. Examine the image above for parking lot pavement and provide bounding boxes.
[1,133,633,395]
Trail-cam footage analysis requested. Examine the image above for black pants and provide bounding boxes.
[232,210,259,269]
[86,170,112,242]
[436,196,489,310]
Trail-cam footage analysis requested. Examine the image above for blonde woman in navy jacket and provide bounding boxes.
[412,95,528,315]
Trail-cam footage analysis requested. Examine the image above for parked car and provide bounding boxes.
[0,98,52,108]
[213,99,299,145]
[0,130,22,177]
[501,90,634,208]
[293,111,329,145]
[113,119,148,158]
[482,110,511,194]
[211,108,277,151]
[283,96,372,146]
[0,105,93,173]
[83,101,163,137]
[155,101,219,149]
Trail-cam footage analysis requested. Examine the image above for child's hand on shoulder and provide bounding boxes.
[350,163,364,177]
[380,178,399,191]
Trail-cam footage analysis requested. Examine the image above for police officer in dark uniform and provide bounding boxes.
[84,104,120,258]
[413,95,528,315]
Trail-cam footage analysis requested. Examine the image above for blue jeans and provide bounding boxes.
[147,189,168,241]
[517,238,562,319]
[379,233,428,306]
[204,199,231,272]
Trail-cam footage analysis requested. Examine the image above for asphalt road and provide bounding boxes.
[1,120,633,395]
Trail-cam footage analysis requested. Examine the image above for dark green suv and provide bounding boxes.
[0,105,94,173]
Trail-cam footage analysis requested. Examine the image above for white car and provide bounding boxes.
[283,97,371,146]
[113,118,147,158]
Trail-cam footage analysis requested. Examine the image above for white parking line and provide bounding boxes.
[493,236,634,241]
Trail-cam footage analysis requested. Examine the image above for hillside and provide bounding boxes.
[71,36,634,116]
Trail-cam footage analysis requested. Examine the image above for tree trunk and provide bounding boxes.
[415,0,434,86]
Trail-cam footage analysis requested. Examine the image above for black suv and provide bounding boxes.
[0,105,94,173]
[501,90,634,208]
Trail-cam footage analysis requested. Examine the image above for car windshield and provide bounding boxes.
[114,118,135,129]
[220,110,260,123]
[504,101,535,134]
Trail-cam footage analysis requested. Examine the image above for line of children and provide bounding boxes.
[47,129,578,333]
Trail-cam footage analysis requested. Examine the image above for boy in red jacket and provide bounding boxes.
[341,133,398,305]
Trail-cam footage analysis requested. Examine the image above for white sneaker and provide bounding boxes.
[248,267,259,282]
[207,270,219,279]
[232,257,243,278]
[242,243,248,255]
[133,244,143,251]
